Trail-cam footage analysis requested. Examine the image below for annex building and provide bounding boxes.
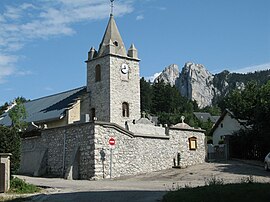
[0,14,206,180]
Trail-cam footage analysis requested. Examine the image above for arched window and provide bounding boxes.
[91,108,96,120]
[95,64,101,82]
[122,102,129,117]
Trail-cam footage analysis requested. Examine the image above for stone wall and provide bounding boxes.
[169,128,206,168]
[87,56,111,123]
[86,54,140,127]
[93,122,205,179]
[20,121,205,180]
[109,56,141,127]
[20,123,95,179]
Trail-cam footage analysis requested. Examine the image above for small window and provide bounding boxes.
[113,41,119,46]
[91,108,96,120]
[221,123,223,128]
[95,65,101,82]
[189,137,197,150]
[122,102,129,117]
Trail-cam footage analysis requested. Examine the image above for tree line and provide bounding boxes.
[220,80,270,160]
[140,77,218,134]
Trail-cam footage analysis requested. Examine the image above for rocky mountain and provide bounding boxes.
[154,64,180,86]
[154,62,270,108]
[178,62,216,108]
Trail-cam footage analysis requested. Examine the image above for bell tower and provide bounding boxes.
[85,11,141,126]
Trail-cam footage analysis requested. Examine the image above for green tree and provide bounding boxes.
[224,81,270,159]
[8,100,27,131]
[140,77,153,113]
[0,97,28,173]
[0,126,21,173]
[0,102,9,116]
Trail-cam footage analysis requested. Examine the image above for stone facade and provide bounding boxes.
[20,121,205,180]
[86,15,141,127]
[20,123,95,179]
[86,53,140,128]
[87,56,111,122]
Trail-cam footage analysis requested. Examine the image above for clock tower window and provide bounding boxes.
[90,108,96,120]
[95,64,101,82]
[122,102,129,117]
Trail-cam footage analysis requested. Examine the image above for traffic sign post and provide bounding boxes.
[109,137,115,179]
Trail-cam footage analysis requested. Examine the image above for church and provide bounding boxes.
[0,12,206,180]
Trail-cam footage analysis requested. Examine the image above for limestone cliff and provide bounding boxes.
[152,62,270,108]
[178,62,216,108]
[153,62,216,108]
[154,64,180,86]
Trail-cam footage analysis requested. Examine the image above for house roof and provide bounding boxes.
[193,112,217,123]
[0,86,86,126]
[209,109,247,135]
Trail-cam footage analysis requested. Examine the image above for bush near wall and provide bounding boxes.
[0,126,21,173]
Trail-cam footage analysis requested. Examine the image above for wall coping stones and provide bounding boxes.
[133,133,170,139]
[95,121,170,139]
[169,126,205,133]
[95,121,134,138]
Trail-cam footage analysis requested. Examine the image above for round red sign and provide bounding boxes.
[109,137,115,146]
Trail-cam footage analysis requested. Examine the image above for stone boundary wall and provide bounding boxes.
[20,123,95,179]
[20,121,205,180]
[93,122,205,179]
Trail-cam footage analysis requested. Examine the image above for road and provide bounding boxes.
[13,160,270,202]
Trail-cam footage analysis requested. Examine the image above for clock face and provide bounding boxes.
[121,63,129,74]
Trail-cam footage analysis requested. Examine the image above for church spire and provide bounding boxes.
[97,4,127,57]
[110,0,114,16]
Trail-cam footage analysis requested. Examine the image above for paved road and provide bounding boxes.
[15,160,270,202]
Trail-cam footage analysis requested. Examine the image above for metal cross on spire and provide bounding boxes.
[110,0,114,16]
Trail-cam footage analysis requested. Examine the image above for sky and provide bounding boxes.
[0,0,270,104]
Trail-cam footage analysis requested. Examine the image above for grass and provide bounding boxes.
[8,177,40,194]
[163,176,270,202]
[0,177,41,202]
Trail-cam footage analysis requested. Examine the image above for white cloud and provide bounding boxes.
[0,0,134,83]
[0,54,17,83]
[136,14,144,21]
[232,63,270,73]
[16,70,33,76]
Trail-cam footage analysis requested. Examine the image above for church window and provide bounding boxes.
[113,41,119,46]
[91,108,96,120]
[188,137,197,150]
[95,65,101,82]
[122,102,129,117]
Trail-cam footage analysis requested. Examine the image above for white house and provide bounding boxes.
[211,109,246,145]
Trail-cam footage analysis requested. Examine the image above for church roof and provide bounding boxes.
[97,15,127,57]
[0,86,86,126]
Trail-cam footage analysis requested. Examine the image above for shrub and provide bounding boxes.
[0,126,21,173]
[9,177,40,194]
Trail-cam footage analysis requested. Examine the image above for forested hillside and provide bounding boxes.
[213,69,270,105]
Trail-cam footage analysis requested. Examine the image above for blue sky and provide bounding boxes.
[0,0,270,104]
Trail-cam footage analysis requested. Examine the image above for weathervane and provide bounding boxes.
[110,0,114,16]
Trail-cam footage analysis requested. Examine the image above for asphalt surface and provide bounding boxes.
[8,160,270,202]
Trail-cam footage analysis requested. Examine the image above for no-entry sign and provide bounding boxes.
[109,137,115,146]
